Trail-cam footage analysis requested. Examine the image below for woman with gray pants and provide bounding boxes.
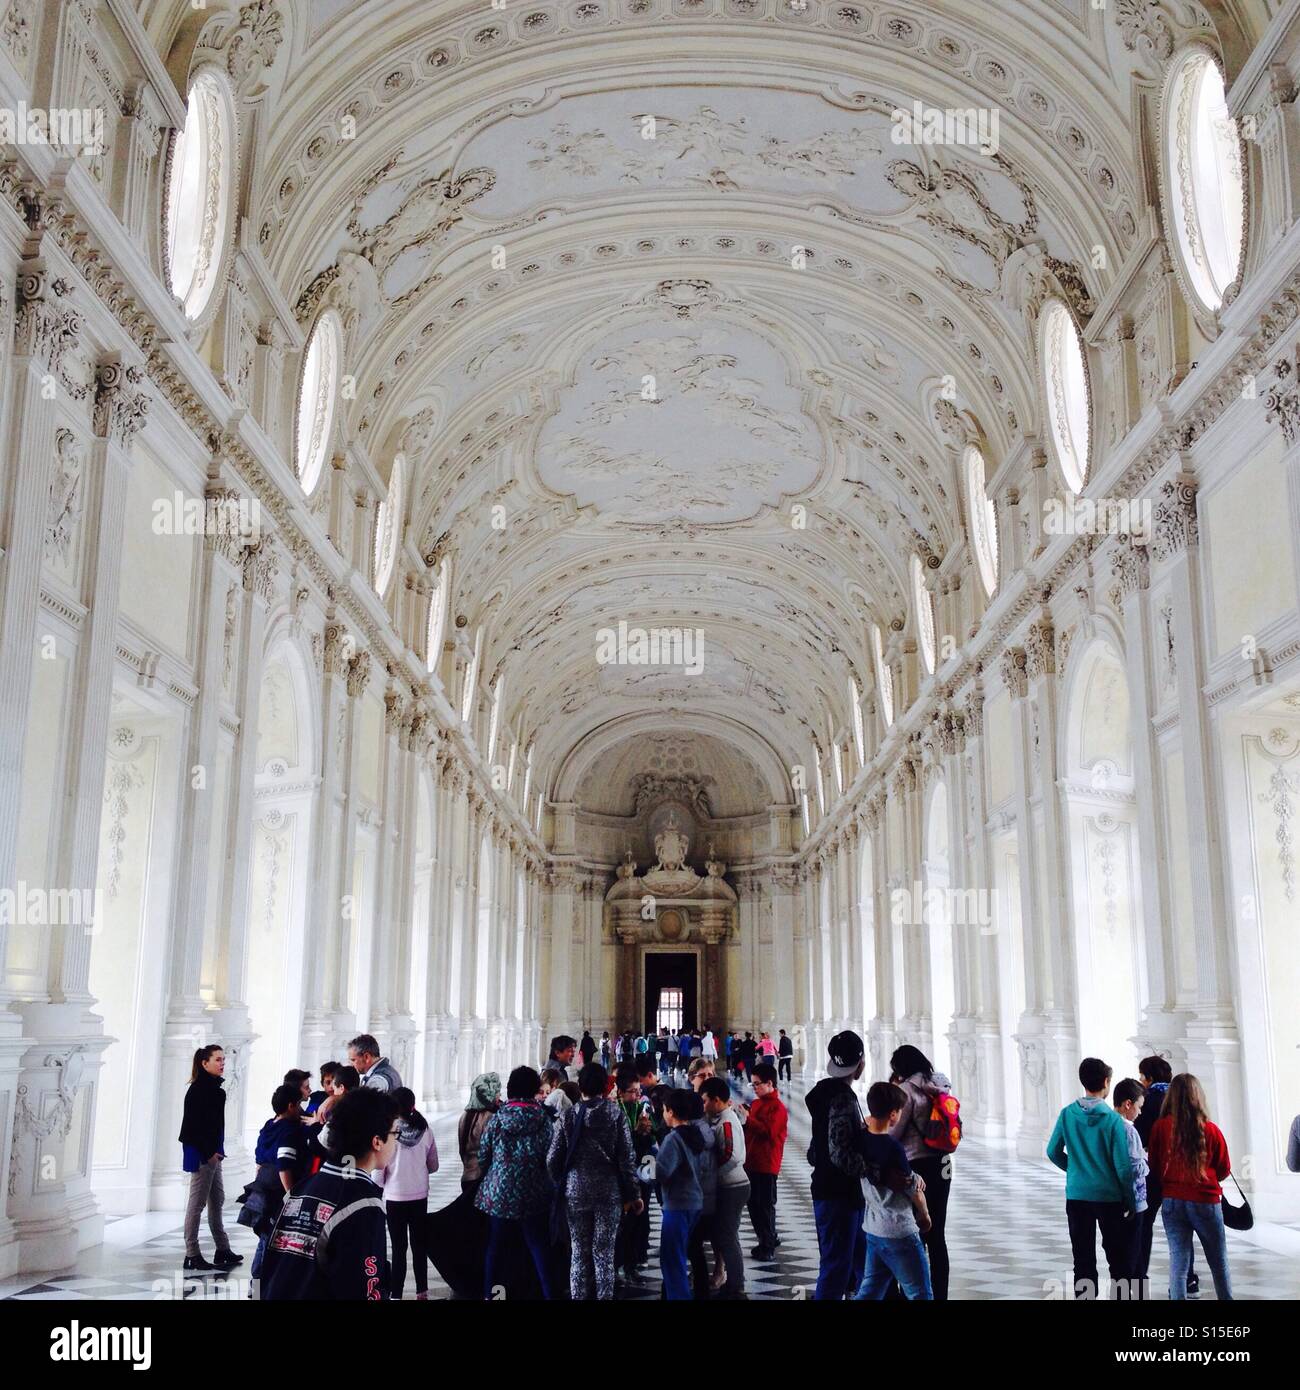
[178,1045,242,1271]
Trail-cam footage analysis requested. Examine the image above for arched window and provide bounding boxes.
[872,624,894,728]
[965,444,999,597]
[295,309,343,495]
[506,740,517,793]
[461,628,482,725]
[373,453,404,597]
[1040,298,1089,493]
[426,557,450,673]
[521,742,534,809]
[814,743,827,816]
[850,677,866,767]
[164,67,237,321]
[1163,47,1245,313]
[912,553,936,675]
[487,675,505,764]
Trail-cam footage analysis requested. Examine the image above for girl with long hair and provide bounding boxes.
[1146,1073,1234,1300]
[380,1087,439,1299]
[178,1044,242,1271]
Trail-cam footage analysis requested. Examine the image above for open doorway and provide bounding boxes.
[643,951,697,1034]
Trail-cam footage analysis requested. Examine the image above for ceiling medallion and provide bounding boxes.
[653,279,721,320]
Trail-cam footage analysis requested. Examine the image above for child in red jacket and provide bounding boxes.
[1146,1074,1234,1302]
[739,1062,789,1259]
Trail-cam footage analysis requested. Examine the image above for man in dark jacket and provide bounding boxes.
[348,1034,402,1093]
[260,1087,400,1300]
[806,1030,871,1300]
[777,1029,794,1084]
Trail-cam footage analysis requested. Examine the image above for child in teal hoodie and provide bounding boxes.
[1046,1058,1137,1298]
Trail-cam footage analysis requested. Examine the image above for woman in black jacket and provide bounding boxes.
[178,1045,242,1270]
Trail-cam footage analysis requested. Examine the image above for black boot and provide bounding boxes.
[183,1254,214,1271]
[213,1249,244,1268]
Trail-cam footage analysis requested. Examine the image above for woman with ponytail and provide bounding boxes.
[1147,1074,1233,1300]
[178,1044,242,1271]
[380,1087,439,1299]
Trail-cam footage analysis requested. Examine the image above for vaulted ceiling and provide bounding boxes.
[190,0,1271,807]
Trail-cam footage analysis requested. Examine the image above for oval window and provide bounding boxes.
[1040,298,1090,493]
[965,444,999,597]
[164,67,237,321]
[912,553,936,675]
[295,309,342,495]
[1164,47,1245,313]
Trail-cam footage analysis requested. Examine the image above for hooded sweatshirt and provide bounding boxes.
[806,1077,870,1205]
[889,1070,954,1163]
[1046,1096,1135,1204]
[655,1121,712,1211]
[474,1100,555,1220]
[380,1117,439,1202]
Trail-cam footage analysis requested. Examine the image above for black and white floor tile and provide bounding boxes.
[4,1080,1298,1301]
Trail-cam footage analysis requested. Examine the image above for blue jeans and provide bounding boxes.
[484,1212,553,1300]
[853,1232,933,1300]
[1161,1199,1232,1301]
[812,1198,866,1300]
[660,1208,699,1300]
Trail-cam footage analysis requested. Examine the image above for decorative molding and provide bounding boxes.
[45,429,85,566]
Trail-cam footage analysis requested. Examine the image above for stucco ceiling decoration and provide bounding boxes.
[251,0,1181,804]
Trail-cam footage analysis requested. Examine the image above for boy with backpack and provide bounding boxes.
[852,1082,933,1300]
[1046,1057,1137,1299]
[244,1083,314,1283]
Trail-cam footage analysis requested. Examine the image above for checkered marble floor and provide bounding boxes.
[4,1078,1298,1301]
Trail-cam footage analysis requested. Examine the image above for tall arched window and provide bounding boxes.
[965,444,999,597]
[1040,298,1089,493]
[912,553,936,675]
[521,742,534,809]
[487,675,505,764]
[814,742,827,816]
[1163,47,1245,313]
[461,628,482,725]
[872,624,894,728]
[373,453,404,597]
[426,557,450,673]
[850,677,866,767]
[295,309,343,495]
[164,67,237,321]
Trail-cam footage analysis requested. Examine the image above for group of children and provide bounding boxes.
[591,1027,795,1083]
[1048,1054,1236,1300]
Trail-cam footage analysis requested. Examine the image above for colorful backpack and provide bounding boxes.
[919,1091,962,1153]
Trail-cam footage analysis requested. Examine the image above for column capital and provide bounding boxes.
[999,644,1028,699]
[962,683,984,738]
[1109,533,1151,604]
[1025,614,1056,681]
[346,648,372,700]
[1264,345,1300,445]
[242,537,279,604]
[14,261,83,384]
[92,357,151,447]
[1152,474,1199,562]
